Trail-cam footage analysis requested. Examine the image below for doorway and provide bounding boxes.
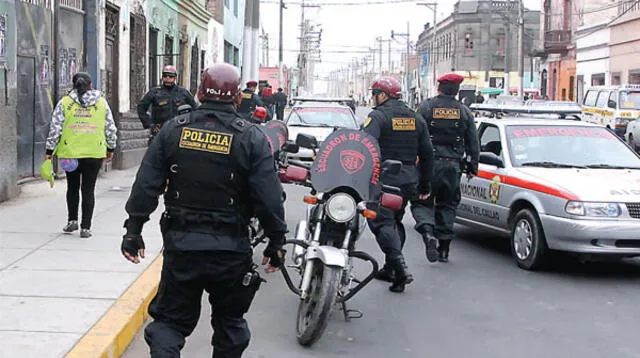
[16,56,36,178]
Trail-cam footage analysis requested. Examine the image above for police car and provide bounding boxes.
[458,109,640,271]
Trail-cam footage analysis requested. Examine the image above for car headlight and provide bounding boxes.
[565,201,621,217]
[325,193,357,223]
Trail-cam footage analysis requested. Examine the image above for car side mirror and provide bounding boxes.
[281,141,299,154]
[607,100,617,109]
[295,133,318,149]
[381,159,403,175]
[479,152,504,168]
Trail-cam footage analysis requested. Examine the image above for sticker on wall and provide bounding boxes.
[68,48,77,82]
[39,45,49,86]
[59,48,68,88]
[0,14,7,62]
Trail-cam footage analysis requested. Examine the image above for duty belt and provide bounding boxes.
[435,156,461,162]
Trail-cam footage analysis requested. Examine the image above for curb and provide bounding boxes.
[65,254,164,358]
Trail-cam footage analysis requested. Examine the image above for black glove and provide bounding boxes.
[418,182,431,196]
[263,239,285,268]
[468,162,479,176]
[121,233,145,259]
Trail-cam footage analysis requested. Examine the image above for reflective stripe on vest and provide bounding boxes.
[56,96,108,159]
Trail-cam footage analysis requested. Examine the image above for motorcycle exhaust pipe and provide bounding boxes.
[292,220,308,266]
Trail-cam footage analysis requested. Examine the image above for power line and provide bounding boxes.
[262,0,419,5]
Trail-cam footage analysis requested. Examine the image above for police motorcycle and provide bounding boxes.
[249,119,291,247]
[277,128,405,346]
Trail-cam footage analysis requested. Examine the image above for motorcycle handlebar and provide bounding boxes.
[381,184,402,195]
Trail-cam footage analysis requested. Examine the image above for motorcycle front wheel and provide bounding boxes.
[296,261,341,346]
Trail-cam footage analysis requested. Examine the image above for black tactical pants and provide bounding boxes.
[410,159,462,241]
[367,166,418,265]
[144,249,260,358]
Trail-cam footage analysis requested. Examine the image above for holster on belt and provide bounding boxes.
[162,208,246,236]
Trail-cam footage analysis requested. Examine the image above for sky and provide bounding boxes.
[258,0,542,93]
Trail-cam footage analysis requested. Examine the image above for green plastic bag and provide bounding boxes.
[40,159,55,188]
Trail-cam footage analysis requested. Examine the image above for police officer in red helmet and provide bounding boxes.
[411,73,480,263]
[362,76,434,293]
[122,63,287,357]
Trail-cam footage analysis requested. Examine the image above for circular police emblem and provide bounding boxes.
[489,175,501,204]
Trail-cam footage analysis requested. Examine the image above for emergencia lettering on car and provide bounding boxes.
[391,117,416,131]
[179,127,233,155]
[433,108,461,120]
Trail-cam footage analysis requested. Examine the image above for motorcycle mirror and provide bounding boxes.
[282,141,300,154]
[284,165,309,182]
[381,159,403,175]
[380,192,403,211]
[295,133,319,149]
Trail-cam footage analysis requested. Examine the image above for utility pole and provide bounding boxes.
[278,0,285,88]
[388,40,392,73]
[417,2,437,97]
[297,0,306,95]
[406,21,411,105]
[504,0,512,95]
[517,0,525,100]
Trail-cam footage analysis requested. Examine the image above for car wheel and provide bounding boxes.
[510,208,549,270]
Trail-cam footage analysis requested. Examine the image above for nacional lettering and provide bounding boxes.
[179,127,233,155]
[433,108,461,120]
[460,182,488,200]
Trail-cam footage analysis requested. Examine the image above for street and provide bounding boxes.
[123,182,640,358]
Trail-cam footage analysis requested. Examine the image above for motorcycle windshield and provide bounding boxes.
[259,121,287,154]
[265,121,288,150]
[310,129,382,201]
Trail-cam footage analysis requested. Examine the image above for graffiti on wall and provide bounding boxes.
[39,44,49,86]
[59,47,67,87]
[68,48,77,82]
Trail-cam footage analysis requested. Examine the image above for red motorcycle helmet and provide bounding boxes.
[197,63,242,103]
[253,107,267,120]
[371,76,402,99]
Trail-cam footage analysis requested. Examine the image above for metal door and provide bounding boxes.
[149,28,158,88]
[190,39,199,94]
[130,13,147,110]
[16,56,36,178]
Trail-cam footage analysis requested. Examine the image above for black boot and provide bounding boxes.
[375,264,395,282]
[422,232,439,263]
[389,258,412,293]
[438,240,451,263]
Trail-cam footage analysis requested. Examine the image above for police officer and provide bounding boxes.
[411,73,480,263]
[363,76,434,293]
[121,63,287,357]
[273,87,288,120]
[137,65,198,143]
[237,80,268,121]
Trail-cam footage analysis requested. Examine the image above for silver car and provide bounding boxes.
[456,117,640,270]
[284,100,359,161]
[624,116,640,152]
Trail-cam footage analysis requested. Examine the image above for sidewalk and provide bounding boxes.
[0,167,164,358]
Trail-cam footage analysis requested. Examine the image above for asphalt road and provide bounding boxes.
[123,180,640,358]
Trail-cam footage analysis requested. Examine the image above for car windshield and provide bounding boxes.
[287,107,357,128]
[619,91,640,110]
[506,125,640,168]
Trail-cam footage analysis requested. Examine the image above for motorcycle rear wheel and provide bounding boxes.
[296,262,341,346]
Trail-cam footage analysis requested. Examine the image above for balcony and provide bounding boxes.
[544,30,572,54]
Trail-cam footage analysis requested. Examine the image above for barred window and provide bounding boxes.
[61,0,83,10]
[17,0,52,8]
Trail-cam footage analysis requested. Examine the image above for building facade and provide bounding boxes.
[206,0,225,67]
[259,65,290,92]
[417,0,541,98]
[575,23,611,103]
[223,0,244,67]
[609,2,640,85]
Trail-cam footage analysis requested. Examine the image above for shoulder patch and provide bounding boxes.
[364,116,373,128]
[179,127,234,155]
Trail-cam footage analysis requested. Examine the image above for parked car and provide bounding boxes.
[284,98,360,161]
[624,116,640,152]
[457,116,640,270]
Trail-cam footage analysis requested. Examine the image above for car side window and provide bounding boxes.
[583,90,598,107]
[596,90,610,108]
[479,124,503,160]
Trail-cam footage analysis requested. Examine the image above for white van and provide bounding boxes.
[581,85,640,137]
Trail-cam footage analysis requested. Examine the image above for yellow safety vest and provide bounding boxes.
[55,95,108,159]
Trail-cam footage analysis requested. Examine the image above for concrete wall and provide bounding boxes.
[57,6,85,95]
[206,18,224,66]
[576,24,610,91]
[609,11,640,84]
[0,0,18,202]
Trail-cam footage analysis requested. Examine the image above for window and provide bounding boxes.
[583,90,598,107]
[595,91,610,108]
[569,76,575,101]
[225,0,229,8]
[612,73,621,85]
[233,0,238,17]
[591,73,605,86]
[479,125,503,159]
[608,91,618,108]
[233,47,239,66]
[164,36,174,66]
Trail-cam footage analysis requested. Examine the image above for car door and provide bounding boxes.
[458,123,506,228]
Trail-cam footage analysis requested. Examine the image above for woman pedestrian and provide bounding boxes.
[45,72,118,238]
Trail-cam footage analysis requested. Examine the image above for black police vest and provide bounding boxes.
[376,104,420,163]
[237,91,256,114]
[427,98,468,151]
[163,112,252,222]
[151,86,187,124]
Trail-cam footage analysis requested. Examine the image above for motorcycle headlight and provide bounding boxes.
[325,193,357,223]
[565,201,621,217]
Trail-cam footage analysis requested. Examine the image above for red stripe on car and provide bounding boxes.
[477,170,579,201]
